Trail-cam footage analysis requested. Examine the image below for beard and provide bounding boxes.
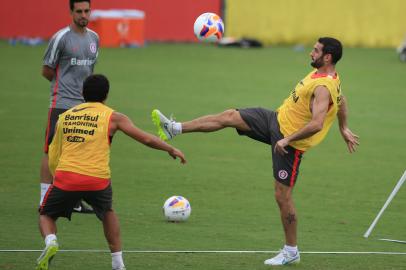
[310,56,324,68]
[75,18,88,28]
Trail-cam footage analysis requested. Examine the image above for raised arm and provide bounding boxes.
[337,95,359,153]
[110,112,186,163]
[274,85,331,155]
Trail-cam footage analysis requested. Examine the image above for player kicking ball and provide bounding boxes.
[152,37,359,266]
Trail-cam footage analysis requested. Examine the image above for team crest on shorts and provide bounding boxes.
[278,170,288,180]
[90,43,97,53]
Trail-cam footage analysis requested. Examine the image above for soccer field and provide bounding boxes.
[0,41,405,269]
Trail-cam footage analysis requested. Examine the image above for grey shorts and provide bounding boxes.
[236,107,304,186]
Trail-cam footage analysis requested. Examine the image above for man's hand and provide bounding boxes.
[169,148,187,164]
[340,127,359,153]
[42,65,56,82]
[274,138,290,155]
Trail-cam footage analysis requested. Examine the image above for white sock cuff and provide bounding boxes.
[173,122,182,135]
[111,251,123,257]
[45,234,57,246]
[284,245,298,253]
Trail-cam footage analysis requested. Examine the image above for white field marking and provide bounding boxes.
[364,170,406,238]
[379,239,406,244]
[1,250,406,255]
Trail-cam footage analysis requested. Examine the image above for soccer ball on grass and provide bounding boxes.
[163,196,191,222]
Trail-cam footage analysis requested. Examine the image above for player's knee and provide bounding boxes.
[274,184,291,205]
[274,190,285,206]
[220,109,240,126]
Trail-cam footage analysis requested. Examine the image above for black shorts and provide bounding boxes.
[39,185,113,221]
[44,108,67,153]
[236,107,304,187]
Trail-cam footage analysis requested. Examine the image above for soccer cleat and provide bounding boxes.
[36,240,59,270]
[264,249,300,266]
[151,109,175,141]
[73,200,94,214]
[112,267,126,270]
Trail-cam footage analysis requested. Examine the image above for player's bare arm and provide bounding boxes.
[41,65,56,82]
[110,112,186,163]
[337,95,359,153]
[274,85,331,155]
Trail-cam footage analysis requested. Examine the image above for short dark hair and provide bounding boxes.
[83,74,109,102]
[318,37,343,64]
[70,0,91,11]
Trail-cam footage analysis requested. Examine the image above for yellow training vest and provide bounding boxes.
[277,70,342,151]
[49,102,114,179]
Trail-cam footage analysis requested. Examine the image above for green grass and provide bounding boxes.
[0,41,405,269]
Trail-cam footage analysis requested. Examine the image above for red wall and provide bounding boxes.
[0,0,221,41]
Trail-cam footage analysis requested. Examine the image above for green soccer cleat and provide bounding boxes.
[36,240,59,270]
[151,109,175,141]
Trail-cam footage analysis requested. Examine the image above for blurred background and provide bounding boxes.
[1,0,405,48]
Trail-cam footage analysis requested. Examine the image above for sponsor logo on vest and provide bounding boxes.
[63,127,95,135]
[67,135,85,143]
[72,106,94,113]
[65,114,99,122]
[291,89,299,103]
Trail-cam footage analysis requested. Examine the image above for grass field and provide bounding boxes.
[0,41,405,270]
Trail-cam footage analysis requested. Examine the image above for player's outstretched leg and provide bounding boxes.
[152,109,250,141]
[36,238,58,270]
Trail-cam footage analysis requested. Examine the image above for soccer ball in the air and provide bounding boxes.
[193,12,224,42]
[163,195,191,222]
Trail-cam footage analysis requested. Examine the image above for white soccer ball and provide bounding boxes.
[193,12,224,42]
[163,195,191,222]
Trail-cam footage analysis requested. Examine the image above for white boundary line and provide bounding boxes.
[379,239,406,244]
[1,250,406,255]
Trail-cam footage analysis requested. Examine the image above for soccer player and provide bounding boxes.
[152,37,359,266]
[36,74,186,270]
[40,0,98,213]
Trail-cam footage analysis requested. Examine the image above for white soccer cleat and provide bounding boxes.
[36,240,59,270]
[264,249,300,266]
[112,267,126,270]
[151,109,176,141]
